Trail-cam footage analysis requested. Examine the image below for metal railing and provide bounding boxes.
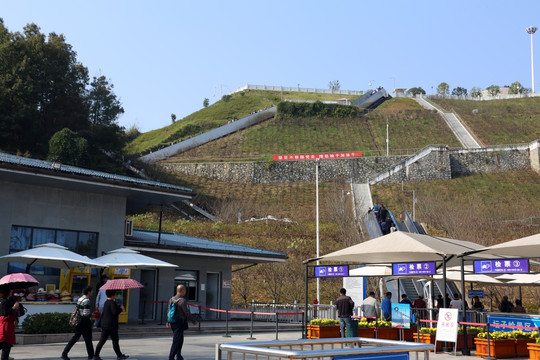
[217,337,433,359]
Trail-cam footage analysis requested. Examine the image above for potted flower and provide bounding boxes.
[527,335,540,360]
[307,318,341,339]
[475,331,515,359]
[414,327,441,351]
[372,319,399,340]
[356,318,375,338]
[512,330,537,357]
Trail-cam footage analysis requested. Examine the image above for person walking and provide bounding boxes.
[412,295,427,320]
[61,286,94,360]
[499,295,514,313]
[93,290,128,360]
[94,284,108,328]
[381,292,392,321]
[360,291,380,320]
[0,287,18,360]
[336,288,355,338]
[167,284,197,360]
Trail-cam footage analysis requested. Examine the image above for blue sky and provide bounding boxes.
[3,1,540,132]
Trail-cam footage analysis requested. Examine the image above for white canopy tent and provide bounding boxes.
[94,248,177,269]
[0,243,102,269]
[472,233,540,258]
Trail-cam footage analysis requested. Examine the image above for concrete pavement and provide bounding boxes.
[9,330,529,360]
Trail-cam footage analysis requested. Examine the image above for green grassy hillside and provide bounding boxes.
[431,97,540,145]
[162,97,461,162]
[125,90,359,155]
[132,169,540,303]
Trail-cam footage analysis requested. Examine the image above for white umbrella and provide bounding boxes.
[0,243,102,269]
[94,248,177,269]
[314,231,486,265]
[433,271,503,284]
[474,233,540,258]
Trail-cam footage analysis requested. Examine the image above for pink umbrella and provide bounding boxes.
[0,273,39,289]
[99,279,144,290]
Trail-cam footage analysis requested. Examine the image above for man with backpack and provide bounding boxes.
[167,285,197,360]
[61,286,94,360]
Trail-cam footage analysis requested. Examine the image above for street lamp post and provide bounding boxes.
[315,159,320,303]
[527,26,537,93]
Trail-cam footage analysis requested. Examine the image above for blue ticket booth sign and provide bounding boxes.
[473,259,529,274]
[487,314,540,333]
[392,262,435,276]
[315,265,349,277]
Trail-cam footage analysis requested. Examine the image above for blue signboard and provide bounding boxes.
[334,352,409,360]
[473,259,529,274]
[467,290,485,299]
[488,314,540,333]
[315,265,349,277]
[392,262,436,276]
[392,303,411,329]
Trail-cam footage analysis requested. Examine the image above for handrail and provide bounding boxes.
[217,337,434,359]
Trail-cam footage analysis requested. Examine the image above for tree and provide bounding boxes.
[406,87,426,96]
[486,85,501,96]
[0,22,90,156]
[203,98,209,108]
[48,128,89,166]
[452,87,468,97]
[88,75,124,128]
[470,87,482,98]
[171,113,176,123]
[509,81,525,94]
[125,124,141,143]
[436,82,450,97]
[328,80,341,91]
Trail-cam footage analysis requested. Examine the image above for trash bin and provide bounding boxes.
[347,319,358,337]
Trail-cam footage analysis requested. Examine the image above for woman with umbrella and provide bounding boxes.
[0,286,19,360]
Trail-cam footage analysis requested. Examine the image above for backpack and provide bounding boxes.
[69,305,81,327]
[167,298,181,323]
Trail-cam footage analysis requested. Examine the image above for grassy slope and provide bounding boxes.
[431,97,540,145]
[162,97,461,162]
[125,90,360,155]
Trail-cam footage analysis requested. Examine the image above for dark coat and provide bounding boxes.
[100,299,122,330]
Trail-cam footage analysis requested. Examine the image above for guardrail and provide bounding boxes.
[217,337,434,359]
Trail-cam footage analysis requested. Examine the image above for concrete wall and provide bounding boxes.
[127,251,232,322]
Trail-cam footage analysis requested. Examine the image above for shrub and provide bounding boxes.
[477,331,511,340]
[309,318,339,326]
[419,327,437,334]
[22,312,72,334]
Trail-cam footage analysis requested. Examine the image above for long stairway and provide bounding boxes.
[414,96,482,148]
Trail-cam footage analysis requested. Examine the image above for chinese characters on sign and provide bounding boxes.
[435,308,459,343]
[272,152,362,161]
[488,314,540,333]
[473,259,529,274]
[392,262,436,276]
[314,265,349,278]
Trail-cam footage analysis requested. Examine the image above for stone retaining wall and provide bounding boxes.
[161,141,539,185]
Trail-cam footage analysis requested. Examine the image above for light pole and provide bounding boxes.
[315,159,320,303]
[386,121,389,156]
[368,80,374,89]
[527,26,537,93]
[389,77,396,95]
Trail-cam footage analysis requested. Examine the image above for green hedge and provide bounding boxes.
[276,101,360,118]
[22,312,72,334]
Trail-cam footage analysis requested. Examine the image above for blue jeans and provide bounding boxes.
[339,316,353,338]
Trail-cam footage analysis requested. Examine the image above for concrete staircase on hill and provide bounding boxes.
[140,106,277,163]
[414,96,482,148]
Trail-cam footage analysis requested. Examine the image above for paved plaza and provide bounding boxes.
[8,330,527,360]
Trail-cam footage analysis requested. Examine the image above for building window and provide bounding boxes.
[174,270,198,301]
[8,225,98,274]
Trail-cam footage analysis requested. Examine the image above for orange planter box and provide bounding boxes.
[307,325,341,339]
[475,338,516,359]
[357,328,375,338]
[515,338,536,357]
[375,327,399,340]
[527,342,540,360]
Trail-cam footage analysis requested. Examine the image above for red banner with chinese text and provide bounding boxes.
[272,151,362,161]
